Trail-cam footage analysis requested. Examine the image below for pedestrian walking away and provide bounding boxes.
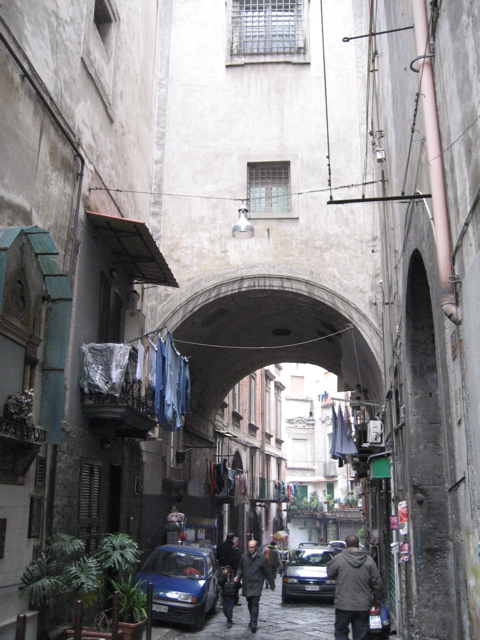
[263,540,282,587]
[235,539,275,633]
[218,565,237,628]
[327,534,383,640]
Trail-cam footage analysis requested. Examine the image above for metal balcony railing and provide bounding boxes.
[81,347,156,416]
[0,416,46,445]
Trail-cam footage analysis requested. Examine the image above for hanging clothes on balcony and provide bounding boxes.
[81,343,131,396]
[330,405,358,464]
[155,331,190,431]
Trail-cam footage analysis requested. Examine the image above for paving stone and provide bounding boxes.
[150,577,336,640]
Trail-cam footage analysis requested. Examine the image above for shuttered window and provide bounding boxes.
[98,272,123,342]
[79,460,102,552]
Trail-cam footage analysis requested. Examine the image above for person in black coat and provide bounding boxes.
[217,532,238,568]
[234,539,275,633]
[218,565,237,628]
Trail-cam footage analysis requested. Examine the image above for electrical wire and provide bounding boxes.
[88,181,384,202]
[319,0,333,201]
[173,325,353,350]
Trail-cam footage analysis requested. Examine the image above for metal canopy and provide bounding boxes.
[86,211,178,287]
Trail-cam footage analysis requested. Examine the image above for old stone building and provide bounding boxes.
[0,0,178,631]
[2,1,480,639]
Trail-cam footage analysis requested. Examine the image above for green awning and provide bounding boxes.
[369,452,391,479]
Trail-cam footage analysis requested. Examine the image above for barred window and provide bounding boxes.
[248,162,291,214]
[231,0,304,55]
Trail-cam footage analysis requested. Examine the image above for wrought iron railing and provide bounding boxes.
[0,416,46,444]
[81,347,156,416]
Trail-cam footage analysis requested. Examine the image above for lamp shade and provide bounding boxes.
[232,207,254,239]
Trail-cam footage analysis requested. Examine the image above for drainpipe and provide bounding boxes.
[411,0,461,324]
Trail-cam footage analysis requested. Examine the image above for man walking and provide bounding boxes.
[327,534,383,640]
[217,532,238,569]
[235,539,275,633]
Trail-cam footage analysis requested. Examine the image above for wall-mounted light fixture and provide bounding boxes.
[232,207,254,239]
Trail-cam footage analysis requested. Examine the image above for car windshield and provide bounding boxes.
[291,551,333,566]
[142,550,206,578]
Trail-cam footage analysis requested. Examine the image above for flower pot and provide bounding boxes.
[116,618,147,640]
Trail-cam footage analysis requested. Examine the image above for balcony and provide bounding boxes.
[81,347,157,439]
[251,477,282,502]
[0,416,46,483]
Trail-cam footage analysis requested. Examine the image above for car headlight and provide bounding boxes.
[283,577,298,583]
[178,593,197,603]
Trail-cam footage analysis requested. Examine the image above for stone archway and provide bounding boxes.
[403,250,456,640]
[151,268,384,433]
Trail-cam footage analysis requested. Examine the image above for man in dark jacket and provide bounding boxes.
[327,534,383,640]
[217,532,239,569]
[234,539,275,633]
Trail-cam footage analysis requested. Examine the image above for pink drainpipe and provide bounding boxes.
[411,0,461,324]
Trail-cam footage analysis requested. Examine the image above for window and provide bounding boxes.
[264,376,271,433]
[98,272,123,342]
[275,383,283,437]
[291,375,304,397]
[79,460,102,552]
[232,382,241,414]
[231,1,305,55]
[216,437,224,464]
[94,0,114,52]
[82,0,119,114]
[249,374,257,423]
[292,438,309,464]
[248,162,291,214]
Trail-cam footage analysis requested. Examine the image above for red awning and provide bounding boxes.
[86,211,178,287]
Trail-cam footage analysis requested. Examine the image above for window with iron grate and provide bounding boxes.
[231,0,304,55]
[248,161,291,214]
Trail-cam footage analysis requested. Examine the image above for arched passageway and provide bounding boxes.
[155,273,384,430]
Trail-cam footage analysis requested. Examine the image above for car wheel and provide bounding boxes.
[282,591,291,604]
[192,605,206,631]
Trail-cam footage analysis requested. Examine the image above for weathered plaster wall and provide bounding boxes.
[149,0,382,336]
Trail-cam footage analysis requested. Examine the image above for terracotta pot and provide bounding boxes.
[116,618,147,640]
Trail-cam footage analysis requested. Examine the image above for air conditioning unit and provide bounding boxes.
[366,420,384,446]
[123,309,146,342]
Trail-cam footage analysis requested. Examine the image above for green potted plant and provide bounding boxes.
[109,575,147,640]
[19,533,101,639]
[19,532,145,640]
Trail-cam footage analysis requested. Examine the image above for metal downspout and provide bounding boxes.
[411,0,461,324]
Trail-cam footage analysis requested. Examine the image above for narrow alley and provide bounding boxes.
[151,576,335,640]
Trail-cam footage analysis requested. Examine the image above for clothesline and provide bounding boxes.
[125,324,354,351]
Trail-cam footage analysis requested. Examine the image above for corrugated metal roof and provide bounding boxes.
[86,211,179,287]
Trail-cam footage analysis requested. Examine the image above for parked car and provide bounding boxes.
[328,540,347,554]
[136,545,218,630]
[282,547,337,603]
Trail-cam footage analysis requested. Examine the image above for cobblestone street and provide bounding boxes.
[151,576,335,640]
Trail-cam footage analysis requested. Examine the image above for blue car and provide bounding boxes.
[136,545,218,630]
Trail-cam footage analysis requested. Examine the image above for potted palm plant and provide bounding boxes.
[19,532,146,640]
[109,575,147,640]
[19,533,101,639]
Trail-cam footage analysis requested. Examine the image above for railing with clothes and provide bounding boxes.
[80,347,156,416]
